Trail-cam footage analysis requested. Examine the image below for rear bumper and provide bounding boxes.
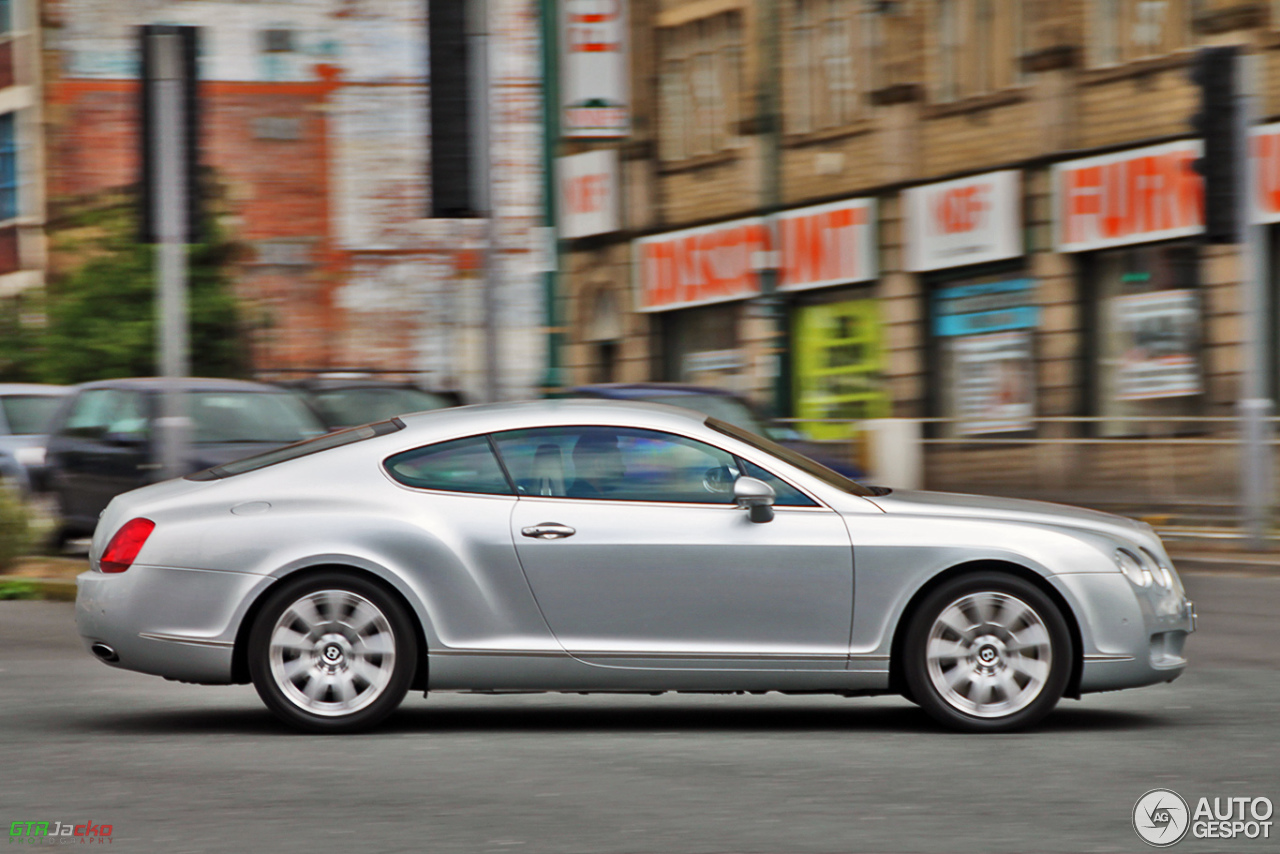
[76,565,273,684]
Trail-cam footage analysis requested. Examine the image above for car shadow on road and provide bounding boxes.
[73,701,1163,737]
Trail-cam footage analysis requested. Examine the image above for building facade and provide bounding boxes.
[0,0,46,300]
[559,0,1280,503]
[41,0,546,401]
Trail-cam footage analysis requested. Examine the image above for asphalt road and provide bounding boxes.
[1,571,1277,854]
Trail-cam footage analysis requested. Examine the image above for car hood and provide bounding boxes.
[867,489,1152,543]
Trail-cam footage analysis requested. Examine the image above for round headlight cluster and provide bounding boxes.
[1115,549,1152,587]
[1140,548,1175,589]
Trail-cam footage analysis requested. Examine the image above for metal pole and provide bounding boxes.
[540,0,564,395]
[151,33,190,481]
[755,0,786,418]
[471,0,501,402]
[1239,51,1273,547]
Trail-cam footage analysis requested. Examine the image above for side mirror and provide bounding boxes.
[734,476,776,523]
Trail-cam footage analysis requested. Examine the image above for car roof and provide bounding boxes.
[0,383,71,396]
[568,383,740,400]
[73,377,290,393]
[396,398,709,436]
[279,378,448,392]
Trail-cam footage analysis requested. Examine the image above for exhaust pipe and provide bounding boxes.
[90,643,119,663]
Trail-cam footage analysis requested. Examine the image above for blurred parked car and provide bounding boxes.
[0,383,71,494]
[278,376,462,430]
[566,383,866,479]
[45,378,326,538]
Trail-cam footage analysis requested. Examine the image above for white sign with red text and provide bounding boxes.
[1053,141,1204,253]
[904,171,1021,271]
[777,198,877,292]
[634,218,770,312]
[557,150,620,239]
[1253,122,1280,224]
[560,0,629,138]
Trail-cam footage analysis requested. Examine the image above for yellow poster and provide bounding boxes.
[792,300,889,440]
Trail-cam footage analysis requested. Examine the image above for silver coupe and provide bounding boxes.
[76,400,1196,733]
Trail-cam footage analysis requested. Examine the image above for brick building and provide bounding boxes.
[559,0,1280,503]
[41,0,547,402]
[0,0,46,299]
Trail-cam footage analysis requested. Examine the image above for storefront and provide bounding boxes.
[903,170,1033,436]
[777,198,887,437]
[634,218,769,392]
[1254,122,1280,401]
[1053,141,1206,435]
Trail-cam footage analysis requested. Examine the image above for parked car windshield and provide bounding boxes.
[190,391,327,444]
[310,387,452,428]
[641,394,766,434]
[1,395,65,435]
[707,416,874,497]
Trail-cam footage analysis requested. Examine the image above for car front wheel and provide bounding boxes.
[248,572,417,733]
[903,572,1072,733]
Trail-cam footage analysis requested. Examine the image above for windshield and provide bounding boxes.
[643,394,766,434]
[707,416,874,497]
[188,418,404,480]
[0,395,64,435]
[189,391,326,444]
[311,387,453,428]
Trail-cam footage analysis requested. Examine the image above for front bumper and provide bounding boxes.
[1055,573,1196,694]
[76,565,274,684]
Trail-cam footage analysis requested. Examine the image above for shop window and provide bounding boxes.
[1089,243,1202,436]
[662,304,743,386]
[931,0,1024,103]
[0,0,10,36]
[788,0,861,134]
[1089,0,1191,67]
[657,13,743,162]
[931,276,1038,437]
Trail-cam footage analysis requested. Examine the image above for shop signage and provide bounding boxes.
[1112,290,1202,400]
[1053,141,1204,252]
[792,300,889,440]
[777,199,877,292]
[1253,122,1280,224]
[933,279,1039,337]
[904,171,1021,271]
[557,149,620,239]
[635,218,770,312]
[561,0,629,138]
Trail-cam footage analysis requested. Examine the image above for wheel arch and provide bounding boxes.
[887,559,1084,701]
[230,563,431,692]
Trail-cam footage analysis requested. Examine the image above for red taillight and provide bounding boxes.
[99,518,156,574]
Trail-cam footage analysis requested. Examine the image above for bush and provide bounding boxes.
[0,580,39,600]
[0,483,33,572]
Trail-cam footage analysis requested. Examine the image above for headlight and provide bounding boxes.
[1140,548,1174,589]
[1115,549,1152,587]
[13,446,45,467]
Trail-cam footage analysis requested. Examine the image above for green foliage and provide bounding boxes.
[0,484,33,572]
[0,196,249,384]
[0,580,40,600]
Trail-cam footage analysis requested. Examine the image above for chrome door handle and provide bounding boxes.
[521,523,576,540]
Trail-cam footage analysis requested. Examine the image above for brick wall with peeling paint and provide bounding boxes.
[45,0,546,401]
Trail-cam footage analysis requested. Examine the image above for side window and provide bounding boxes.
[106,392,149,438]
[63,390,122,440]
[492,426,742,505]
[735,458,818,507]
[384,435,512,495]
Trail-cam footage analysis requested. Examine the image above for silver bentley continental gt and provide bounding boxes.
[76,400,1196,733]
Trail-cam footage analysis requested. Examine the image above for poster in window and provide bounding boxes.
[1112,290,1201,400]
[792,300,889,440]
[952,332,1034,435]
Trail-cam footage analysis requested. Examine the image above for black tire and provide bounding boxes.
[902,571,1073,733]
[248,571,418,734]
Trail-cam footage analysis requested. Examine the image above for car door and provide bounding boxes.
[495,426,853,670]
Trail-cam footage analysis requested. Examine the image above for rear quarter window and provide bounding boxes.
[384,435,513,495]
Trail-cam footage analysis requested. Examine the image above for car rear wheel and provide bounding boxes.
[249,572,417,733]
[903,572,1072,733]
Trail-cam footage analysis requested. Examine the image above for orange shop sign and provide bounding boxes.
[635,218,770,312]
[1252,122,1280,223]
[777,198,877,292]
[1053,141,1203,252]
